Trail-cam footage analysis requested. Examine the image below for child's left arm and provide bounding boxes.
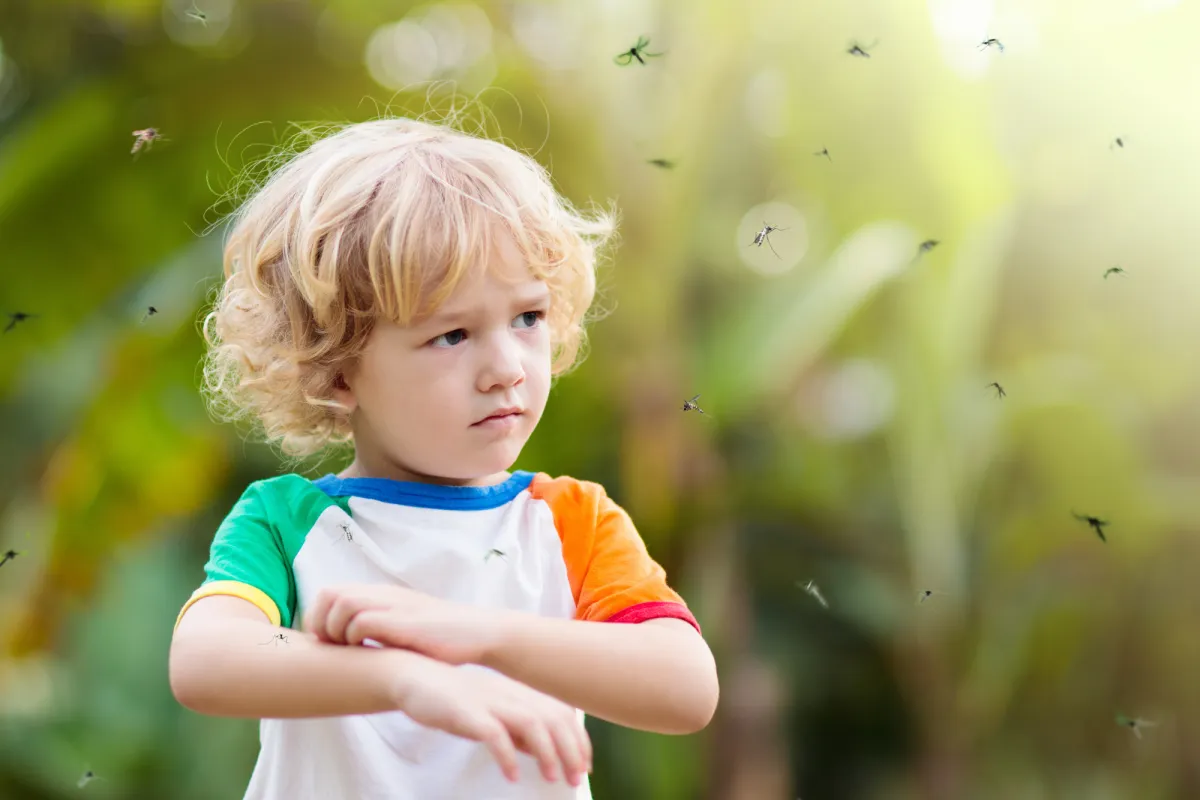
[480,610,718,735]
[478,477,718,735]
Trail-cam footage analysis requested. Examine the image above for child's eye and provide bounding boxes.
[431,329,467,347]
[513,310,545,329]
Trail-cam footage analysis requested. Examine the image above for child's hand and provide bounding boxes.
[392,656,592,786]
[303,584,506,665]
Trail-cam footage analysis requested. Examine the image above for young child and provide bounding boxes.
[168,117,719,800]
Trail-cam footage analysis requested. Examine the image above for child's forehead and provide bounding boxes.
[484,226,535,279]
[405,263,545,329]
[419,229,543,302]
[424,268,547,317]
[364,207,558,330]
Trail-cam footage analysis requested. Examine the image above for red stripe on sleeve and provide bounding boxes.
[604,601,702,635]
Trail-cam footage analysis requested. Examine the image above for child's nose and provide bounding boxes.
[477,337,525,389]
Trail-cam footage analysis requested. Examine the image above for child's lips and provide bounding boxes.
[472,411,523,428]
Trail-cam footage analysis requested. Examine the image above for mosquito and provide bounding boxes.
[1116,713,1158,739]
[906,239,940,267]
[337,522,353,543]
[751,223,788,258]
[813,147,832,161]
[484,548,507,563]
[141,306,159,323]
[799,580,829,609]
[131,128,166,157]
[1104,266,1126,279]
[77,769,100,788]
[260,633,290,646]
[0,550,18,568]
[185,4,208,25]
[1111,137,1125,150]
[682,394,709,415]
[614,36,664,66]
[979,38,1004,53]
[4,312,38,333]
[847,40,878,58]
[987,382,1006,399]
[1072,511,1109,543]
[917,589,948,604]
[647,158,676,169]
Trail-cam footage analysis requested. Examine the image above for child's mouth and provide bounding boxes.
[472,411,523,428]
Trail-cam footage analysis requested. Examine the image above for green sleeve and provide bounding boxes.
[179,475,340,630]
[197,480,297,628]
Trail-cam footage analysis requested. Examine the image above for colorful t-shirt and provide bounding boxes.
[174,471,699,800]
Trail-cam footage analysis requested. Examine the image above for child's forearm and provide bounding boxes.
[480,616,719,735]
[169,617,423,719]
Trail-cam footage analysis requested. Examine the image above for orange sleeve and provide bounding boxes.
[529,474,701,634]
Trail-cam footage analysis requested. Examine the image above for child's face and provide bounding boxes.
[335,233,552,486]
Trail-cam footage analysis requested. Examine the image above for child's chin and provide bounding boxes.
[426,445,524,484]
[472,441,526,474]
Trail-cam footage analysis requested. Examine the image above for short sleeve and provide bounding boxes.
[174,481,296,630]
[529,474,701,634]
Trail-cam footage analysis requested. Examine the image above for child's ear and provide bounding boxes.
[331,372,357,414]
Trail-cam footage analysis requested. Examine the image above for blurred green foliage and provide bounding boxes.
[4,0,1200,798]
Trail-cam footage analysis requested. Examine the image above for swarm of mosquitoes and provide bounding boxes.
[0,27,1156,790]
[614,28,1152,740]
[11,35,629,379]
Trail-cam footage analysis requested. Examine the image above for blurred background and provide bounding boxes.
[2,0,1200,797]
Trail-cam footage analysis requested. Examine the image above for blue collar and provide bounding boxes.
[312,471,535,510]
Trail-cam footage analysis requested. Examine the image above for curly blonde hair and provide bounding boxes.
[202,116,618,459]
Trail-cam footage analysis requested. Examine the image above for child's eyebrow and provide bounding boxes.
[512,285,552,307]
[423,285,550,329]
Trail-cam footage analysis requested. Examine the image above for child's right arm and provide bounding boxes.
[169,595,592,786]
[169,595,415,718]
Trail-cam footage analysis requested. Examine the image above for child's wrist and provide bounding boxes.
[477,610,522,670]
[378,647,439,711]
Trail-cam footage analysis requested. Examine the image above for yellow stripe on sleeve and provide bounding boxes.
[173,580,282,629]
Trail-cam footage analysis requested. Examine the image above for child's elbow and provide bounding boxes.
[681,663,720,734]
[168,638,210,713]
[168,656,198,711]
[661,651,719,734]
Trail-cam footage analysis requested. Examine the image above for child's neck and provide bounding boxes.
[336,459,511,488]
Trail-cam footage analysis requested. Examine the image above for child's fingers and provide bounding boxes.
[344,610,393,647]
[511,721,561,783]
[299,607,321,638]
[582,726,593,773]
[547,716,589,786]
[303,590,337,641]
[322,597,361,644]
[560,709,592,773]
[474,718,521,782]
[576,716,594,774]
